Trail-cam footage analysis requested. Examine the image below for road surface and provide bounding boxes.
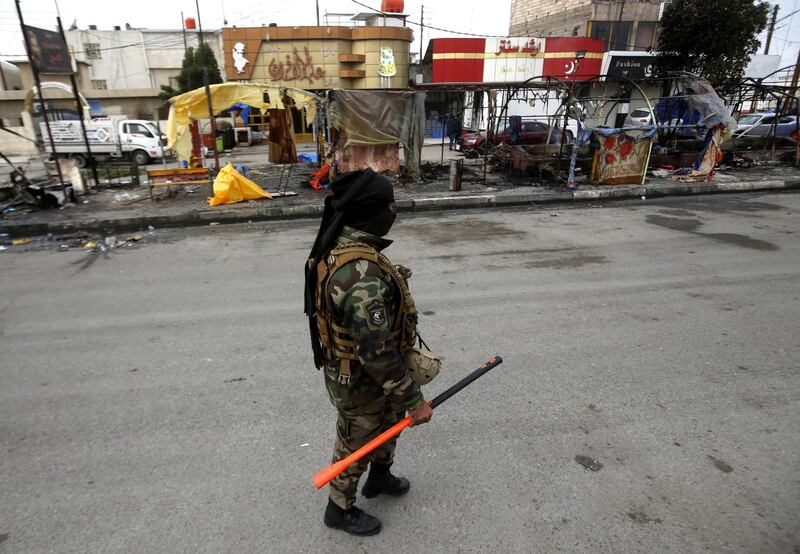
[1,192,798,553]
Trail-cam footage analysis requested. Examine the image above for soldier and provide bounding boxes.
[304,169,433,536]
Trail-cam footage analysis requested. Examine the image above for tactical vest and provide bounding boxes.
[315,242,418,384]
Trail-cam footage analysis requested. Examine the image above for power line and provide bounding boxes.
[350,0,524,38]
[775,5,800,23]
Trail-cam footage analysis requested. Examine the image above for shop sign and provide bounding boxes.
[268,47,326,84]
[606,55,654,80]
[378,47,397,77]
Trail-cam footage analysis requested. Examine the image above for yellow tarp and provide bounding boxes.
[166,83,320,162]
[208,163,272,206]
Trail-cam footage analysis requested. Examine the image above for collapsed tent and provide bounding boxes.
[328,90,426,179]
[166,83,320,163]
[208,163,272,206]
[654,77,737,138]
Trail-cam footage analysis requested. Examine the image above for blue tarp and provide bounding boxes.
[653,98,702,137]
[297,152,318,163]
[232,103,251,124]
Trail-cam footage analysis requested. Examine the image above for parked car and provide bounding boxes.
[459,121,570,154]
[734,113,798,138]
[624,108,653,127]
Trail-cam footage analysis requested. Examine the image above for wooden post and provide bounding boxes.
[764,4,779,55]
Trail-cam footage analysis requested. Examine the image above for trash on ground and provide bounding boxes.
[575,454,603,471]
[11,238,31,246]
[300,443,310,448]
[708,455,733,473]
[307,163,330,190]
[83,241,97,250]
[113,192,141,202]
[628,510,662,524]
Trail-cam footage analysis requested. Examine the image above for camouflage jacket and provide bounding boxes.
[322,226,424,414]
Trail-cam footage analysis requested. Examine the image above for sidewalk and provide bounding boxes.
[1,160,798,238]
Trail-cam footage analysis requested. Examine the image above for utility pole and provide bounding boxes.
[316,0,320,26]
[15,0,67,196]
[195,0,220,172]
[764,4,779,54]
[419,5,424,62]
[196,0,204,46]
[180,11,188,52]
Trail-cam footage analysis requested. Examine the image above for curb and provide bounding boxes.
[2,178,799,237]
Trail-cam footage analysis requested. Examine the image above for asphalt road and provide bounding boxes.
[1,192,799,553]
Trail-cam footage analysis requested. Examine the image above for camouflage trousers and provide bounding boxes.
[328,394,405,509]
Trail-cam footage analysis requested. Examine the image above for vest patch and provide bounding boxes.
[368,301,386,328]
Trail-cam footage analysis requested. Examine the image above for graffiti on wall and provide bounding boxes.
[268,47,326,84]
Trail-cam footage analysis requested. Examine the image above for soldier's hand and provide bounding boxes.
[408,401,432,426]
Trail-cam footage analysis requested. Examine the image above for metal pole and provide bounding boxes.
[558,93,569,181]
[316,0,320,26]
[419,5,424,62]
[204,69,220,171]
[195,0,219,171]
[181,11,187,52]
[16,0,67,197]
[155,108,167,169]
[795,91,799,168]
[440,92,446,164]
[57,15,99,187]
[195,0,204,45]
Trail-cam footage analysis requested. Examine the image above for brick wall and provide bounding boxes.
[509,0,593,36]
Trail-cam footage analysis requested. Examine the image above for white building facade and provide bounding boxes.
[65,25,225,91]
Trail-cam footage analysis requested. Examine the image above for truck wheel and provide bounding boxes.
[71,154,87,168]
[131,150,150,166]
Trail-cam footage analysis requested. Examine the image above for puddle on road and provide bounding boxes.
[645,196,787,215]
[525,255,608,269]
[646,215,779,251]
[405,218,527,245]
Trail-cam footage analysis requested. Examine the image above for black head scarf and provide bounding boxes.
[304,169,395,368]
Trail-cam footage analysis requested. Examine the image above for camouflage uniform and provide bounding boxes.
[322,225,424,509]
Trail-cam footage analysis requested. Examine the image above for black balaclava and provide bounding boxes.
[304,169,395,368]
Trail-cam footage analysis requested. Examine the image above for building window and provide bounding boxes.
[91,79,107,90]
[84,43,101,59]
[590,20,633,51]
[635,22,657,51]
[168,76,179,89]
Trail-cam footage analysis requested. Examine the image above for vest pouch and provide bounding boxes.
[403,347,441,385]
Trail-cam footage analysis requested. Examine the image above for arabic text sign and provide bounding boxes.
[483,38,544,83]
[24,26,73,74]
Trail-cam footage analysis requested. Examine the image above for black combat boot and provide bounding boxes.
[324,498,382,536]
[361,462,410,498]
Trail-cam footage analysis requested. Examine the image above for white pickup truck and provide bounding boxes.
[40,116,167,166]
